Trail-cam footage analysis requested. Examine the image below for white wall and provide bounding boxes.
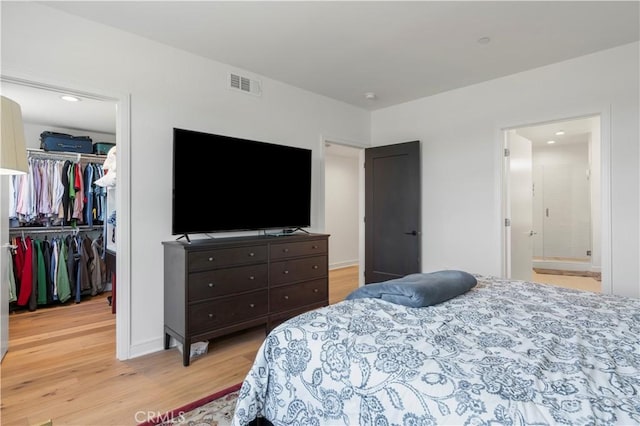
[371,42,639,298]
[325,150,360,269]
[1,2,371,358]
[588,118,602,272]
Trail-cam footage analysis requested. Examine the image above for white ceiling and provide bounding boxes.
[41,1,639,110]
[2,1,638,140]
[516,115,598,148]
[0,79,118,135]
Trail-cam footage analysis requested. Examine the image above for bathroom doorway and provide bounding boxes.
[506,115,601,290]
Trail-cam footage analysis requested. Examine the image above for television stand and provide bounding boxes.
[265,228,310,237]
[176,234,191,243]
[282,227,310,235]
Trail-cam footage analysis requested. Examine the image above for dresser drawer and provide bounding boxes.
[188,245,267,270]
[270,279,328,313]
[188,264,268,301]
[270,255,328,286]
[270,239,328,260]
[189,290,268,333]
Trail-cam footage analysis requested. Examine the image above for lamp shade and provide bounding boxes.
[1,95,28,174]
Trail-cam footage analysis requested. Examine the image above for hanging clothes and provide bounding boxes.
[10,155,105,228]
[84,163,95,227]
[52,160,65,224]
[56,239,71,303]
[50,238,59,302]
[17,236,33,307]
[90,234,106,295]
[28,243,37,312]
[61,160,72,225]
[41,238,55,304]
[8,246,17,303]
[71,234,93,303]
[94,164,106,222]
[12,236,25,299]
[64,234,76,301]
[34,239,47,305]
[69,163,85,224]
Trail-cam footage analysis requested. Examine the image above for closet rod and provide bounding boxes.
[9,225,102,235]
[27,148,107,164]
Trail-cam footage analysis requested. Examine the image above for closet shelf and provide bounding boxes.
[27,148,107,164]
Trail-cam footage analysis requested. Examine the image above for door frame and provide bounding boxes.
[500,107,611,294]
[321,135,367,286]
[0,73,132,360]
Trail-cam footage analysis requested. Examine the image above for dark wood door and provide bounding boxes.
[365,141,421,284]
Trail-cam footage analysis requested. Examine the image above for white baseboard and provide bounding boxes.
[329,260,358,270]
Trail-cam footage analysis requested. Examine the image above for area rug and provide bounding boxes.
[139,383,242,426]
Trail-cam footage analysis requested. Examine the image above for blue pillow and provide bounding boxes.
[345,270,477,308]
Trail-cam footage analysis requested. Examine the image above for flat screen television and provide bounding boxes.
[172,128,312,236]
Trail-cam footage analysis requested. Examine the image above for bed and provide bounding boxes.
[231,274,640,425]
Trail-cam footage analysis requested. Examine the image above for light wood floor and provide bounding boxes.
[1,266,360,426]
[532,270,601,293]
[1,266,599,426]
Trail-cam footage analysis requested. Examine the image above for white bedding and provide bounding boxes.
[232,275,640,425]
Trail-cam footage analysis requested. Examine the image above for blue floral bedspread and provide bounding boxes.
[232,275,640,426]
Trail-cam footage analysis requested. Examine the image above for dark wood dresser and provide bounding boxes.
[163,233,329,366]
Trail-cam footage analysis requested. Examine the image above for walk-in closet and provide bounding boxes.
[8,149,115,312]
[1,78,118,362]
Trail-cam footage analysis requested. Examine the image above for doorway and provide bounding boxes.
[0,75,129,360]
[504,115,602,290]
[323,139,422,286]
[324,140,363,284]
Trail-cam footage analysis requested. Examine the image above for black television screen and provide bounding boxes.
[172,128,312,235]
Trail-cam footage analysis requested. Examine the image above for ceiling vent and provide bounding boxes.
[229,73,262,96]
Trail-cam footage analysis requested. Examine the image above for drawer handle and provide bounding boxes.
[208,257,214,262]
[283,248,289,253]
[248,252,255,257]
[283,270,289,275]
[312,265,319,269]
[313,288,319,293]
[208,283,214,288]
[312,245,318,249]
[249,303,255,308]
[208,313,214,319]
[248,275,255,280]
[284,295,289,300]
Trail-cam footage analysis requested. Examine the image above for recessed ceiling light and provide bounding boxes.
[61,95,80,102]
[364,92,376,100]
[555,130,565,135]
[477,37,491,44]
[547,140,556,144]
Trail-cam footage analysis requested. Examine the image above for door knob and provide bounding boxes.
[404,230,418,236]
[529,230,537,236]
